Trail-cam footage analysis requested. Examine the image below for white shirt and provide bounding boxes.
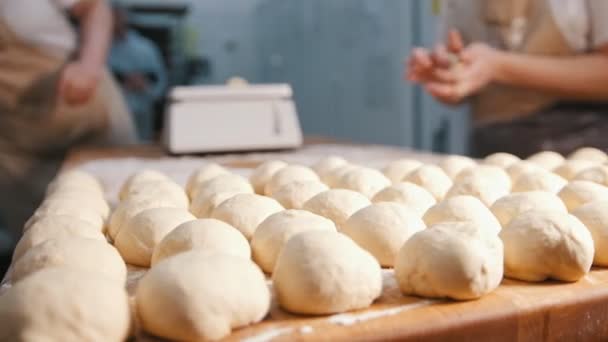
[0,0,80,59]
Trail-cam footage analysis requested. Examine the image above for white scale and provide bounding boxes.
[163,82,303,154]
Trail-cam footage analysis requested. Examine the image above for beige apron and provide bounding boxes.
[0,17,136,243]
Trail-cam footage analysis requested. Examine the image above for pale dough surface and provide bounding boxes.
[572,200,608,266]
[404,165,452,201]
[371,182,436,217]
[302,189,371,229]
[423,195,502,236]
[382,159,423,183]
[336,167,391,199]
[264,165,320,196]
[272,180,328,210]
[211,193,283,240]
[490,191,567,227]
[511,170,567,194]
[249,160,287,194]
[558,180,608,212]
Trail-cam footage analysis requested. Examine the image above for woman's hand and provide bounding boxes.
[59,61,101,106]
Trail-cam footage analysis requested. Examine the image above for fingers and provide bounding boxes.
[447,30,464,54]
[431,44,451,69]
[411,48,432,69]
[425,82,463,105]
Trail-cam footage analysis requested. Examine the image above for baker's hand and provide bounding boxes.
[59,61,101,106]
[406,30,465,84]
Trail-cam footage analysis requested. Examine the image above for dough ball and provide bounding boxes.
[511,170,567,193]
[212,193,283,239]
[11,237,126,284]
[312,156,349,184]
[371,182,436,216]
[490,191,567,227]
[446,176,509,207]
[41,191,110,220]
[191,174,254,201]
[189,191,241,218]
[438,155,476,180]
[456,165,512,192]
[115,208,195,266]
[342,202,425,267]
[0,268,130,342]
[395,222,503,300]
[382,159,423,183]
[573,165,608,186]
[249,160,287,194]
[13,216,105,261]
[572,200,608,266]
[27,202,104,233]
[119,169,169,200]
[151,219,250,266]
[526,151,565,170]
[500,210,594,281]
[122,180,189,209]
[483,152,521,169]
[403,165,453,201]
[264,165,320,196]
[302,189,371,229]
[553,160,597,180]
[107,198,181,240]
[423,195,502,235]
[323,163,361,188]
[272,180,328,209]
[568,147,608,163]
[506,161,545,182]
[273,230,382,314]
[185,163,230,197]
[46,170,104,198]
[137,252,269,341]
[558,180,608,211]
[336,167,391,199]
[251,210,337,273]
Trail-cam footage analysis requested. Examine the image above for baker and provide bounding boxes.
[0,0,136,249]
[407,0,608,157]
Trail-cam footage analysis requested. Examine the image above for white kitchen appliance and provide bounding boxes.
[163,83,303,154]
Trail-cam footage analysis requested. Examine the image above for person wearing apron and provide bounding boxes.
[0,0,137,256]
[407,0,608,158]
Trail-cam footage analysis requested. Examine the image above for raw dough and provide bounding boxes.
[500,210,594,282]
[190,173,254,201]
[526,150,565,170]
[302,189,371,229]
[490,191,567,227]
[119,169,169,200]
[249,160,287,194]
[312,156,348,184]
[151,219,250,265]
[423,195,502,235]
[122,180,189,209]
[212,193,283,239]
[27,202,104,233]
[371,182,436,216]
[46,170,104,198]
[573,165,608,186]
[446,176,508,207]
[558,180,608,211]
[114,207,195,266]
[272,180,328,209]
[336,167,391,199]
[0,268,130,342]
[189,191,241,218]
[323,164,361,188]
[382,159,423,183]
[572,200,608,266]
[456,165,512,193]
[264,165,320,196]
[251,210,337,273]
[483,152,520,169]
[342,202,425,267]
[41,191,110,220]
[506,161,545,182]
[11,237,126,284]
[438,155,476,180]
[185,163,230,197]
[403,165,453,201]
[395,221,503,300]
[108,198,182,240]
[553,160,596,180]
[137,252,270,341]
[511,170,567,194]
[568,147,608,163]
[272,230,382,314]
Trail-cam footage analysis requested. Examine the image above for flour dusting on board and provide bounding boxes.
[327,300,436,326]
[241,327,293,342]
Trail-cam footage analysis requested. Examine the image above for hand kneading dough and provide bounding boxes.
[122,180,189,209]
[189,191,241,218]
[212,193,283,239]
[336,167,391,198]
[185,163,230,197]
[0,268,130,342]
[455,165,512,192]
[490,191,567,227]
[446,176,508,207]
[558,180,608,211]
[382,159,423,183]
[119,169,169,200]
[313,156,349,183]
[574,165,608,186]
[13,217,105,261]
[191,174,253,202]
[272,180,328,209]
[342,202,425,267]
[506,161,545,182]
[573,201,608,266]
[395,222,503,300]
[249,160,288,194]
[251,210,337,273]
[500,210,594,281]
[108,198,183,240]
[137,252,270,341]
[264,165,320,196]
[568,147,608,163]
[526,151,565,170]
[151,219,250,265]
[423,195,502,235]
[46,170,104,197]
[115,208,195,266]
[553,160,597,180]
[272,230,382,314]
[302,189,371,229]
[403,165,453,201]
[438,155,476,180]
[11,237,126,284]
[371,182,436,216]
[483,152,521,169]
[511,170,567,193]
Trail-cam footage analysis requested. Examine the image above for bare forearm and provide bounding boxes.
[73,0,112,70]
[494,51,608,100]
